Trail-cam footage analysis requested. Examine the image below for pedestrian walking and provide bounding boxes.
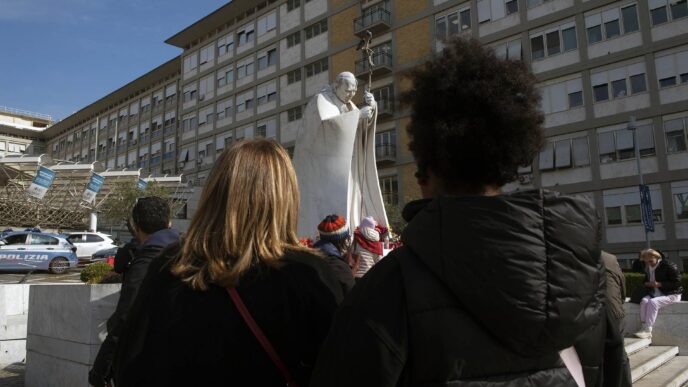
[634,248,683,339]
[113,139,342,387]
[311,37,630,387]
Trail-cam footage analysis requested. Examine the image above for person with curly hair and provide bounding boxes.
[311,37,630,387]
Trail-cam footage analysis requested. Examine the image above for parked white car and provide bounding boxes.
[66,232,117,258]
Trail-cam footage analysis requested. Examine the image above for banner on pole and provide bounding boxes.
[82,172,105,203]
[639,184,655,233]
[26,166,56,199]
[137,178,148,191]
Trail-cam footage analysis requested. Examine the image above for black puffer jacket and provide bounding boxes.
[312,190,630,386]
[644,259,683,296]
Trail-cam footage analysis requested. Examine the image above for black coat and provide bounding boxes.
[89,229,180,386]
[311,190,631,387]
[113,245,342,387]
[312,239,355,295]
[643,259,683,296]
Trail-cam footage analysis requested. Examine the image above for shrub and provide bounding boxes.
[624,272,688,300]
[80,262,114,284]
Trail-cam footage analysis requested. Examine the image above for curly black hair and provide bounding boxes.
[403,38,544,189]
[132,196,170,235]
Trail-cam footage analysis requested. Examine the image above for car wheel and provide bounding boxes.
[49,257,70,274]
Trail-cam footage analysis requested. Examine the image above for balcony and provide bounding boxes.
[377,98,394,118]
[375,144,396,164]
[354,8,392,37]
[355,52,393,79]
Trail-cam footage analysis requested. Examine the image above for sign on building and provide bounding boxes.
[26,166,56,199]
[639,184,654,233]
[82,172,105,203]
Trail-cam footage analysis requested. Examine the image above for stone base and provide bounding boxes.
[0,285,31,365]
[25,284,120,387]
[624,301,688,355]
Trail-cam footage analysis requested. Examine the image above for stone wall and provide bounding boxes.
[625,301,688,355]
[25,284,120,387]
[0,284,31,364]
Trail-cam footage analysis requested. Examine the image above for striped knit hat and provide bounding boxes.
[317,214,349,242]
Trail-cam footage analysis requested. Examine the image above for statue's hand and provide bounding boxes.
[360,106,374,120]
[364,91,376,108]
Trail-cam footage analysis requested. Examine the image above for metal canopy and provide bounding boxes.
[0,155,191,229]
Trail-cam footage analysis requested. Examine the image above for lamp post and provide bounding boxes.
[628,116,651,249]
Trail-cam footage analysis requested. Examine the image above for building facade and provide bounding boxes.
[0,106,52,157]
[37,0,688,267]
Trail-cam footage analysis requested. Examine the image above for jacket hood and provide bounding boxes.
[140,228,180,249]
[401,190,604,357]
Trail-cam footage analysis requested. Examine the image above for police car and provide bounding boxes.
[0,231,78,274]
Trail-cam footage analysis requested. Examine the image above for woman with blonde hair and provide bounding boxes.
[113,139,342,387]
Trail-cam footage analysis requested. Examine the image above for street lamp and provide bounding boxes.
[628,116,651,249]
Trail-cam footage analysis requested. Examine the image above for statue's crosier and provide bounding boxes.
[292,72,388,238]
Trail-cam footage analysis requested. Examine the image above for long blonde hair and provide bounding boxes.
[171,139,305,290]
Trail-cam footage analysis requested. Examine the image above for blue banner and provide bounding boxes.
[639,184,654,233]
[82,172,105,203]
[137,179,148,191]
[27,166,56,199]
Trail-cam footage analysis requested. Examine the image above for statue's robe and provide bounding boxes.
[292,86,388,238]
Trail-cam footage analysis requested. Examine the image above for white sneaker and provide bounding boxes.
[634,326,653,339]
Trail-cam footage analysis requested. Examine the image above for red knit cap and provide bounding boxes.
[317,214,349,242]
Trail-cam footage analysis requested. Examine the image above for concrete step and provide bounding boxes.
[624,337,652,355]
[634,356,688,387]
[629,346,679,382]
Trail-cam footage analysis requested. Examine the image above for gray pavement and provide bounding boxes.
[0,363,25,387]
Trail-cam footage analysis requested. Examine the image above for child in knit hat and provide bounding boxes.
[312,214,355,294]
[353,216,384,280]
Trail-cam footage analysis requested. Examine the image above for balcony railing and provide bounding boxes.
[354,8,392,36]
[355,52,393,78]
[375,144,396,163]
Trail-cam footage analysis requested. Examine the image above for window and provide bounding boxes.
[494,38,522,60]
[375,130,397,159]
[673,190,688,219]
[198,106,214,126]
[380,176,398,205]
[182,116,198,132]
[182,86,197,103]
[305,58,328,78]
[598,125,655,163]
[237,59,254,79]
[539,136,590,171]
[655,50,688,89]
[236,92,254,113]
[630,74,647,93]
[505,0,518,14]
[530,23,577,61]
[606,206,622,225]
[287,106,303,122]
[199,44,215,65]
[625,204,641,223]
[183,53,198,73]
[621,5,640,33]
[540,78,584,114]
[256,125,267,138]
[611,78,627,98]
[305,19,328,40]
[237,24,255,46]
[435,7,471,41]
[86,235,104,243]
[29,235,59,245]
[586,5,639,44]
[218,34,234,56]
[665,117,687,153]
[593,83,608,102]
[287,0,300,12]
[286,31,301,48]
[287,69,302,84]
[199,75,214,100]
[217,66,234,87]
[257,82,277,105]
[257,48,277,70]
[672,0,688,20]
[257,12,277,36]
[4,234,27,245]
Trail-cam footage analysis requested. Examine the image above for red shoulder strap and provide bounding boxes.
[226,287,299,387]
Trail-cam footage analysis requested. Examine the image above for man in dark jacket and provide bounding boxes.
[601,251,627,330]
[89,197,180,387]
[311,38,630,387]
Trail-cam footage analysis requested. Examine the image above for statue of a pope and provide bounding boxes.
[292,71,388,238]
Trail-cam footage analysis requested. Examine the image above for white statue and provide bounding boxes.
[293,72,388,238]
